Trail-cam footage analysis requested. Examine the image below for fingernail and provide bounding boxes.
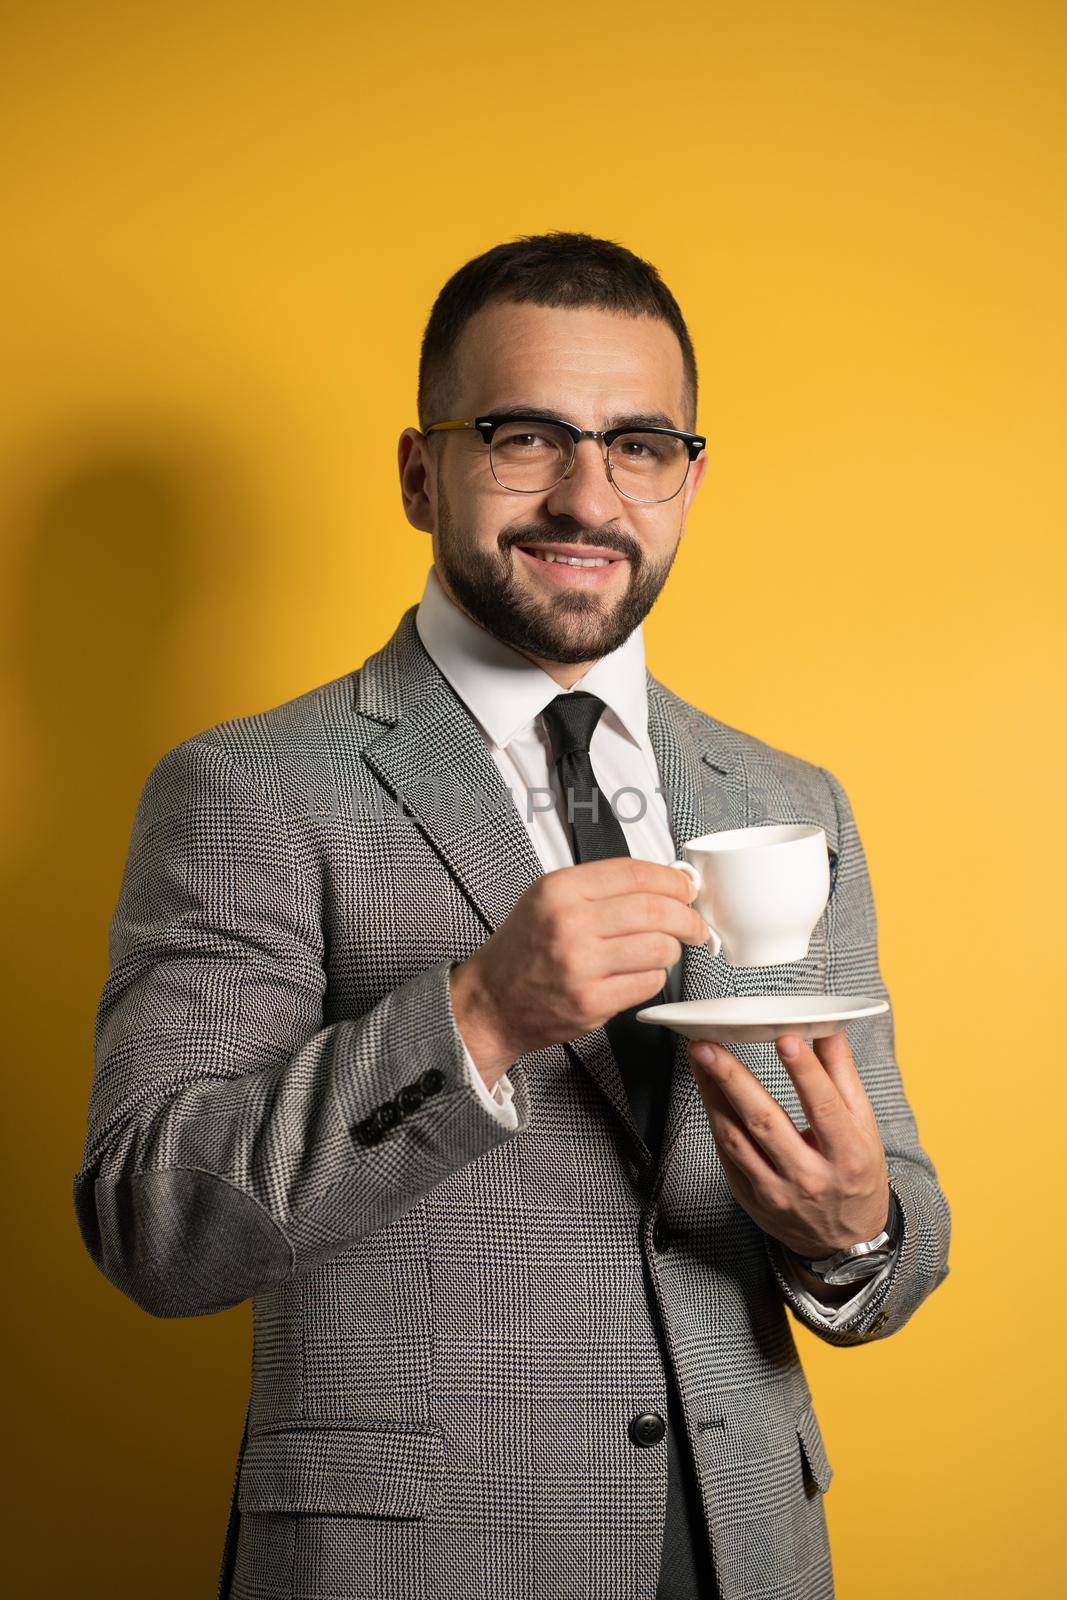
[778,1035,800,1058]
[692,1040,717,1064]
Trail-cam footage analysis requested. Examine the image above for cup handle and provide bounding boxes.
[671,858,722,958]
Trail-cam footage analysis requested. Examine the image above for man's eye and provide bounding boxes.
[497,430,555,451]
[616,437,671,461]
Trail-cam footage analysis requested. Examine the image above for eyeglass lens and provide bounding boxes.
[489,420,690,502]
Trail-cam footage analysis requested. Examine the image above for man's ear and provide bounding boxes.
[398,428,434,533]
[675,448,708,533]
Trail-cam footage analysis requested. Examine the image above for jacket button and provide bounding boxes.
[652,1218,672,1252]
[354,1112,383,1146]
[419,1068,446,1095]
[629,1411,666,1447]
[398,1083,424,1114]
[377,1100,401,1131]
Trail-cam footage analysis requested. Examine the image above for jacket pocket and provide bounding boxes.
[795,1401,833,1493]
[237,1421,445,1519]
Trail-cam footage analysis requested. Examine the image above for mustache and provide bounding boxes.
[500,527,640,562]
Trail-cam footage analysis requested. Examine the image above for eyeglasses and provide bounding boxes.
[422,413,707,504]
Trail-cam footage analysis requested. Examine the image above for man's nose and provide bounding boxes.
[543,438,621,526]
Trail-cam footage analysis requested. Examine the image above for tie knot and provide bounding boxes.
[540,691,607,761]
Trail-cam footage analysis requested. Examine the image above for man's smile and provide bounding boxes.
[514,540,630,590]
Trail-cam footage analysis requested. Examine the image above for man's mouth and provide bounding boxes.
[514,541,629,581]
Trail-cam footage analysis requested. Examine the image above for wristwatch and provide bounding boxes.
[796,1194,902,1287]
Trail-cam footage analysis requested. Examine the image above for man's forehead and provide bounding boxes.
[452,300,687,423]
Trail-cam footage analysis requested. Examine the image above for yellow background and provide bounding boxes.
[3,2,1064,1593]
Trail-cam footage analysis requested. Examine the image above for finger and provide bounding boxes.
[597,969,674,1017]
[694,1069,787,1198]
[571,856,699,905]
[715,1141,764,1213]
[594,891,710,948]
[774,1034,857,1162]
[595,930,685,976]
[691,1041,813,1172]
[811,1026,878,1123]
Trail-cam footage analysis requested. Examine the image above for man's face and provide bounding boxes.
[399,300,707,667]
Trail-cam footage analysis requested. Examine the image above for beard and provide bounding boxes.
[434,478,680,664]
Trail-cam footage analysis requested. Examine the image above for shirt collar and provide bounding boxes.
[414,564,650,752]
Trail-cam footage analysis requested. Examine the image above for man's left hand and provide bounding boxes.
[687,1028,890,1260]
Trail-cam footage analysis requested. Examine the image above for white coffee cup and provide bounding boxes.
[672,824,830,967]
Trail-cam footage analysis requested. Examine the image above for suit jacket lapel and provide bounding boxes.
[353,608,750,1167]
[356,606,546,926]
[356,608,629,1120]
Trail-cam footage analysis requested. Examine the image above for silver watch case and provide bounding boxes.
[804,1229,894,1286]
[801,1196,901,1286]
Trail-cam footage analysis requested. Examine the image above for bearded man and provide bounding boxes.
[75,230,950,1600]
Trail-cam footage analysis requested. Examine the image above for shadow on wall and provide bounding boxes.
[3,434,266,1588]
[4,431,263,1183]
[6,436,260,893]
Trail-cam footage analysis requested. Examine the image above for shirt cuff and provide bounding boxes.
[458,1035,520,1130]
[777,1244,897,1326]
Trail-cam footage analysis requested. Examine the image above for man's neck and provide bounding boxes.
[511,651,595,690]
[434,569,600,689]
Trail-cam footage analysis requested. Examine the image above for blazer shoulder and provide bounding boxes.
[135,663,379,825]
[651,676,839,824]
[190,668,364,756]
[654,676,832,783]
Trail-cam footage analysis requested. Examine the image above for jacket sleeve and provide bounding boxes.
[72,735,531,1320]
[763,762,951,1346]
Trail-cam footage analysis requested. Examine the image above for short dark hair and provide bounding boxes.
[417,230,698,434]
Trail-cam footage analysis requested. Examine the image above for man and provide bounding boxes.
[74,231,950,1600]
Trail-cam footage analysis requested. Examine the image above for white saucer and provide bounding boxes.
[635,995,889,1044]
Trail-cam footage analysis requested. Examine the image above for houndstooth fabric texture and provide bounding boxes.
[73,605,950,1600]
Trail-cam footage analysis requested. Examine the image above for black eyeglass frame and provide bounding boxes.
[422,414,708,503]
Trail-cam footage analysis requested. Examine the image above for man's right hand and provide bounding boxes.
[448,858,711,1087]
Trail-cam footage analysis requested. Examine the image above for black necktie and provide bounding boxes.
[540,689,719,1600]
[539,689,675,1161]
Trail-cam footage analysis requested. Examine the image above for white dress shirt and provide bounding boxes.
[413,563,893,1325]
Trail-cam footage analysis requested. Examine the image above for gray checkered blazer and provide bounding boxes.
[73,604,950,1600]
